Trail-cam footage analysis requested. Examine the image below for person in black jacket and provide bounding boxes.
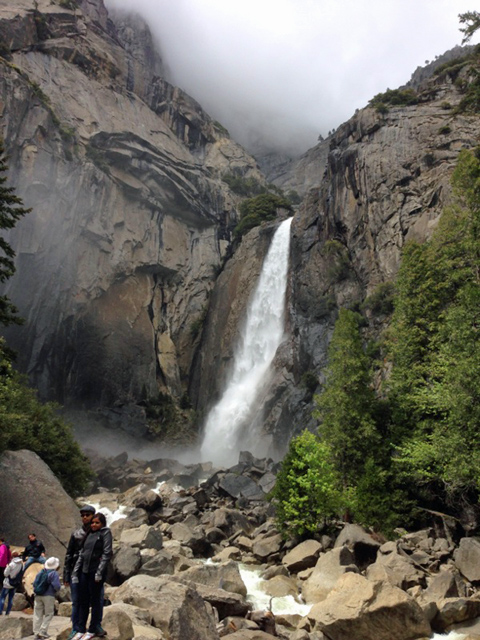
[22,534,46,570]
[64,505,95,640]
[72,512,112,639]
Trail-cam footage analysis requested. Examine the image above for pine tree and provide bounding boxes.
[314,308,379,488]
[0,139,30,326]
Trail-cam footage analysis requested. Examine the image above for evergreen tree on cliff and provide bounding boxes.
[0,139,30,327]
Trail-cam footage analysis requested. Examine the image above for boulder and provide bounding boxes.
[102,603,136,640]
[192,583,250,619]
[169,522,210,555]
[282,540,322,574]
[263,574,299,598]
[252,534,283,561]
[454,538,480,582]
[431,596,480,632]
[306,572,431,640]
[0,616,33,639]
[120,524,163,550]
[139,550,176,576]
[180,561,247,597]
[218,474,265,501]
[302,547,358,603]
[111,574,219,640]
[366,551,425,590]
[0,450,80,560]
[112,544,142,582]
[211,509,253,537]
[334,524,380,570]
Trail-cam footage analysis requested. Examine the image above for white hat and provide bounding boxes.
[45,557,60,570]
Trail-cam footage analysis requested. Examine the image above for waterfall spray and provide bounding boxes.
[200,217,293,467]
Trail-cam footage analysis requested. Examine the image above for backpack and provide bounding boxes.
[8,567,23,588]
[33,569,51,595]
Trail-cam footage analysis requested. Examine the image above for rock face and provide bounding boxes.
[0,0,263,427]
[0,449,79,560]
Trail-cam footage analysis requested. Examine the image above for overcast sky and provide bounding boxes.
[106,0,478,155]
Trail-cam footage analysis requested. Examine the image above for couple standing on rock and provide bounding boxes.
[63,505,113,640]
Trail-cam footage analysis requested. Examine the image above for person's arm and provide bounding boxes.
[39,541,46,556]
[63,534,75,585]
[95,529,113,582]
[50,570,62,592]
[0,546,7,565]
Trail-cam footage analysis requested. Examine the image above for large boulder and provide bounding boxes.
[334,524,380,570]
[0,450,80,561]
[454,538,480,583]
[282,539,323,574]
[302,547,358,603]
[366,551,426,590]
[306,572,431,640]
[180,561,247,597]
[0,615,33,639]
[111,574,220,640]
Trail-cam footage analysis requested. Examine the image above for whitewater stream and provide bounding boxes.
[200,217,293,467]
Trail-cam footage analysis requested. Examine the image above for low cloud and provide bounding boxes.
[106,0,475,155]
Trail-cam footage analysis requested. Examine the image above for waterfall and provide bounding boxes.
[200,217,293,467]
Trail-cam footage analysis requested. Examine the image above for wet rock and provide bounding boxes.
[180,561,247,597]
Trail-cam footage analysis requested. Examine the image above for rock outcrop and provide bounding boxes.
[0,449,79,560]
[0,0,263,431]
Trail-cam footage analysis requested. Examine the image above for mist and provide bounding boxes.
[106,0,475,156]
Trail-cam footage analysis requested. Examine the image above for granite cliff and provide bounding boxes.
[0,0,266,433]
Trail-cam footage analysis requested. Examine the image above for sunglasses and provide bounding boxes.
[80,513,93,517]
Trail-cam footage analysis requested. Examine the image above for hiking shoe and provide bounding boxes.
[94,627,107,637]
[72,634,85,640]
[82,633,96,640]
[67,633,79,640]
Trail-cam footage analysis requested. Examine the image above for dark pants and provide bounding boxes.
[70,581,79,631]
[77,572,104,633]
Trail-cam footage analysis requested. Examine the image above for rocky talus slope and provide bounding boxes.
[0,0,265,422]
[3,448,480,640]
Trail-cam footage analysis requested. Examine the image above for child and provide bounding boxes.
[33,556,61,640]
[0,551,23,615]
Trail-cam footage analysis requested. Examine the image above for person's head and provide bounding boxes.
[90,513,107,531]
[28,533,36,542]
[11,552,19,558]
[45,557,60,571]
[79,504,95,526]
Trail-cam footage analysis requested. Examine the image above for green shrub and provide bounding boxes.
[0,343,92,495]
[269,430,342,538]
[369,88,418,110]
[234,193,292,238]
[362,282,395,316]
[438,125,452,135]
[222,173,266,197]
[323,240,351,281]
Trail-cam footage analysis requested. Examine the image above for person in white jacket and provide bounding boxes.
[0,552,23,615]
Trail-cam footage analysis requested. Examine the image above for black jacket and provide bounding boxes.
[22,539,45,560]
[73,527,113,581]
[63,525,90,584]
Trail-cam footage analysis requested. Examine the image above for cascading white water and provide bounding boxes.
[200,217,293,467]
